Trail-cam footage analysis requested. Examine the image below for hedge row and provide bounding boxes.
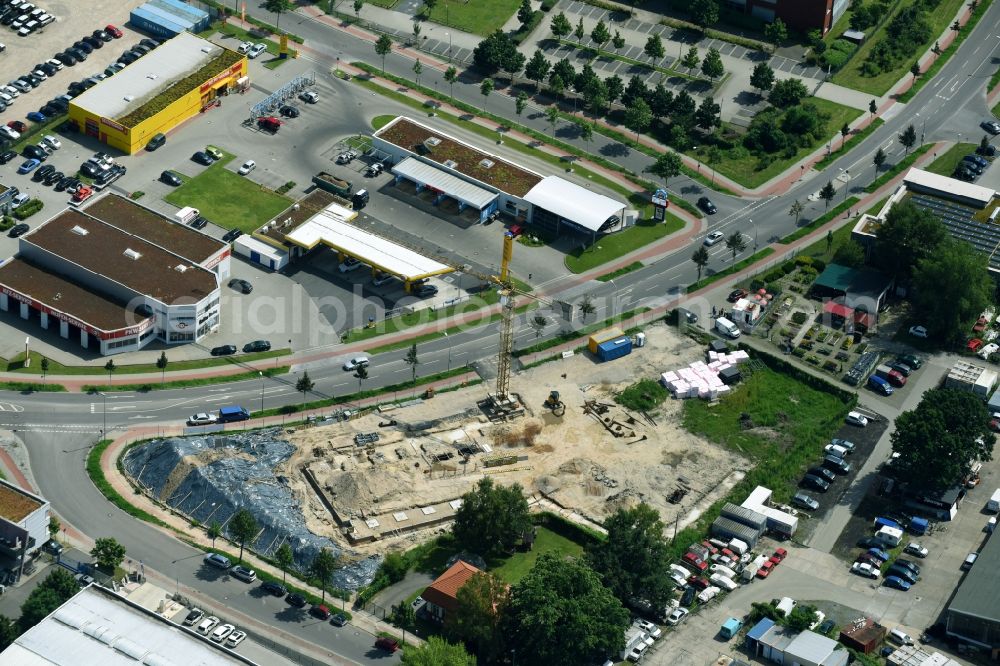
[13,199,44,220]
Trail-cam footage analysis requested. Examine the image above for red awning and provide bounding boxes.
[823,301,853,318]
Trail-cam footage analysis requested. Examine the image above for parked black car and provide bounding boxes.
[697,197,717,215]
[261,581,286,596]
[44,169,64,185]
[160,170,182,186]
[73,40,93,54]
[22,144,47,161]
[228,278,253,294]
[8,223,30,238]
[93,29,112,42]
[0,150,16,164]
[190,216,208,229]
[808,466,836,483]
[822,454,851,475]
[210,345,237,356]
[801,474,830,492]
[243,340,271,353]
[286,593,307,608]
[191,150,213,165]
[222,228,242,242]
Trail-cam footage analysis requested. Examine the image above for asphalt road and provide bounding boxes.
[5,3,1000,664]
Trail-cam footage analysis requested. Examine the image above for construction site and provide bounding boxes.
[120,320,751,580]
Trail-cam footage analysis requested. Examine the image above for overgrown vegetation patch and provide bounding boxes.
[616,378,668,411]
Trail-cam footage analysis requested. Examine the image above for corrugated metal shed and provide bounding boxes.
[720,502,767,530]
[711,516,761,547]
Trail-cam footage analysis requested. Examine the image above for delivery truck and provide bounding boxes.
[715,317,740,339]
[988,488,1000,513]
[312,171,352,197]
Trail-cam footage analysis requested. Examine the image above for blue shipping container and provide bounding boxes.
[909,517,929,535]
[596,337,632,361]
[130,6,188,37]
[149,0,209,28]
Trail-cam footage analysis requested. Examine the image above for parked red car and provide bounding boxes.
[700,541,719,556]
[682,552,708,572]
[105,24,123,38]
[967,338,984,352]
[7,121,27,133]
[772,548,787,562]
[687,576,710,590]
[756,560,775,578]
[257,116,282,132]
[375,637,400,653]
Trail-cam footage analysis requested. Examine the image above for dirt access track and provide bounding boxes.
[281,322,751,556]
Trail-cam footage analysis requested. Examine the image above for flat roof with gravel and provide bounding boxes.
[24,210,217,304]
[0,258,149,332]
[0,479,43,523]
[83,194,226,265]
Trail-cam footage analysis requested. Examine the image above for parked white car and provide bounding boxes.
[247,43,267,59]
[225,629,246,648]
[666,607,689,626]
[908,325,928,338]
[41,135,61,150]
[237,159,255,175]
[195,616,219,635]
[904,542,928,558]
[210,623,235,642]
[237,41,252,54]
[187,413,217,426]
[851,562,879,578]
[846,411,869,427]
[635,619,661,639]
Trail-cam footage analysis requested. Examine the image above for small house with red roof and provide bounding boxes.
[421,560,482,623]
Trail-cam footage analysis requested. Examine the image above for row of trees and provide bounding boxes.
[439,479,681,665]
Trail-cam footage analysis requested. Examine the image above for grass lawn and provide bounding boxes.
[565,217,685,273]
[164,163,292,234]
[832,0,965,95]
[682,366,852,502]
[427,0,521,36]
[2,349,288,376]
[212,23,297,68]
[490,526,585,584]
[924,142,977,176]
[797,214,859,264]
[686,98,862,189]
[371,115,397,130]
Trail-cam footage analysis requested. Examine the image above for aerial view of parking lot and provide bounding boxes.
[2,0,1000,664]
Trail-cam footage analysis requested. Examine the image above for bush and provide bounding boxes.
[512,10,543,45]
[129,191,145,200]
[616,378,668,411]
[781,261,796,275]
[13,199,44,220]
[794,256,813,268]
[812,258,826,273]
[791,311,808,325]
[540,0,557,10]
[275,181,296,195]
[0,216,13,231]
[821,48,851,70]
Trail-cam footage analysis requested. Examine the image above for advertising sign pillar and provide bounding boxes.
[652,188,669,221]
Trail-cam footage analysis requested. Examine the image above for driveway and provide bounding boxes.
[370,570,435,616]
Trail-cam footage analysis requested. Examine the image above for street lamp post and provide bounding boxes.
[99,391,107,440]
[842,169,850,201]
[749,218,757,252]
[258,371,264,418]
[443,331,452,372]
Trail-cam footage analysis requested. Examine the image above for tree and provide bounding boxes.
[551,58,575,89]
[0,615,17,652]
[452,478,530,555]
[583,78,608,113]
[296,370,315,399]
[502,49,526,86]
[525,49,550,91]
[104,359,116,386]
[548,73,565,97]
[19,569,80,632]
[517,0,533,25]
[869,99,877,116]
[151,351,168,383]
[826,229,833,253]
[725,231,747,266]
[586,503,673,609]
[648,83,673,119]
[605,74,624,104]
[374,34,393,74]
[982,134,992,151]
[264,0,292,31]
[502,554,629,666]
[764,18,787,46]
[611,30,625,53]
[913,238,995,344]
[90,537,126,573]
[446,571,508,662]
[644,34,664,65]
[591,19,611,51]
[515,91,528,117]
[621,75,648,108]
[694,95,721,132]
[48,515,60,541]
[874,200,947,281]
[833,239,866,267]
[899,124,917,153]
[40,357,49,383]
[701,47,724,80]
[789,199,804,224]
[750,62,774,95]
[574,17,585,41]
[275,542,294,584]
[624,98,652,141]
[648,151,682,188]
[355,363,368,392]
[786,605,819,632]
[473,31,520,77]
[840,123,850,149]
[691,246,709,280]
[873,146,886,171]
[412,21,421,44]
[412,58,423,86]
[545,104,559,136]
[207,521,222,548]
[910,61,921,79]
[404,343,419,383]
[353,0,364,19]
[422,0,437,14]
[444,65,458,99]
[690,0,719,29]
[891,388,994,490]
[579,294,596,321]
[578,120,594,152]
[819,181,836,209]
[309,548,338,603]
[681,46,700,71]
[769,78,807,108]
[550,11,571,38]
[229,508,259,563]
[530,314,548,339]
[402,636,477,665]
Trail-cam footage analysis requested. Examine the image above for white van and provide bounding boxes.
[710,573,738,591]
[987,488,1000,513]
[875,525,903,547]
[889,628,913,645]
[175,207,200,225]
[715,316,740,339]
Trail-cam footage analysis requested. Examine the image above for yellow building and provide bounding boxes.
[68,32,247,154]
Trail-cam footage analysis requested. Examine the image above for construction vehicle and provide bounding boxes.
[544,390,566,416]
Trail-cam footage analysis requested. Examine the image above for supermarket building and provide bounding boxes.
[0,195,227,355]
[68,32,247,154]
